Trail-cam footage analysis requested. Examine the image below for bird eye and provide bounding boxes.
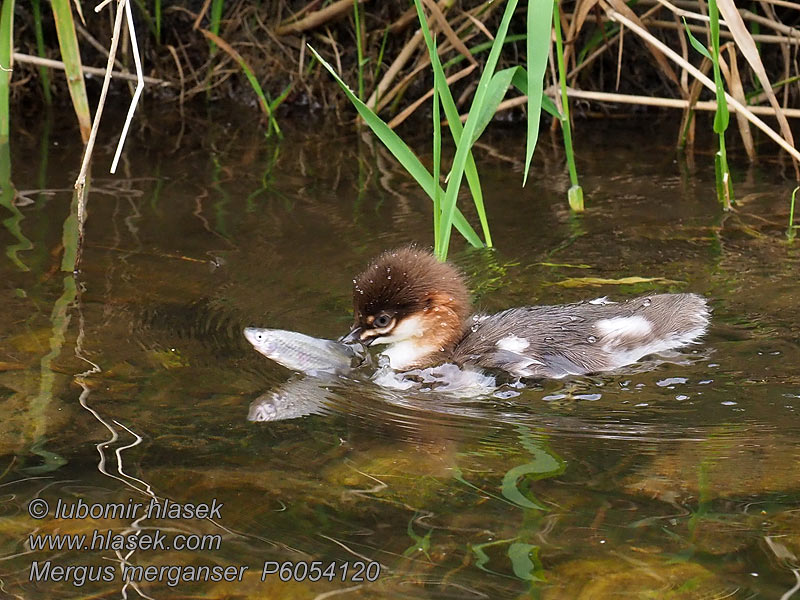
[373,314,392,328]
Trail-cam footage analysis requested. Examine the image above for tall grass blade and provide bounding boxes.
[524,0,554,186]
[353,0,364,100]
[413,0,491,255]
[31,0,52,104]
[553,0,583,211]
[155,0,162,44]
[787,186,797,242]
[51,0,92,141]
[438,0,519,258]
[432,40,442,256]
[209,0,224,54]
[681,18,711,60]
[706,0,733,207]
[309,44,484,249]
[0,0,13,140]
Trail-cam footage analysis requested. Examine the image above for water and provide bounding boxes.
[1,110,800,598]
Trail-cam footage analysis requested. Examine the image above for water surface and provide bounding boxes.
[1,111,799,598]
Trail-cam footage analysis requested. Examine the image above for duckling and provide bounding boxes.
[342,246,710,378]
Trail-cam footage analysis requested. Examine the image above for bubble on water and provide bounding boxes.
[721,400,737,406]
[587,336,597,343]
[494,389,521,399]
[544,336,555,342]
[657,377,687,387]
[676,395,689,400]
[642,298,652,307]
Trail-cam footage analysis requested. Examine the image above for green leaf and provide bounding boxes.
[438,0,519,256]
[471,68,519,146]
[682,17,712,60]
[525,0,555,186]
[413,0,491,256]
[308,44,484,249]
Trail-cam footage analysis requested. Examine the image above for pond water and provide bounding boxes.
[1,109,799,599]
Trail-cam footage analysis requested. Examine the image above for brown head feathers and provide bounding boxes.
[352,246,471,333]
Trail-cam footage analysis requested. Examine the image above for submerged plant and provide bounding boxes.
[788,186,798,243]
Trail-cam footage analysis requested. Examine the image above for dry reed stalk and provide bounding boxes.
[166,45,185,113]
[387,63,476,128]
[367,28,423,110]
[13,52,167,85]
[753,2,792,109]
[374,14,488,116]
[717,0,795,161]
[678,57,711,147]
[605,0,679,86]
[366,0,450,110]
[565,3,665,86]
[276,0,370,35]
[555,88,800,118]
[563,0,602,70]
[739,7,800,37]
[421,0,476,66]
[647,19,800,44]
[75,0,127,194]
[602,2,800,162]
[192,0,212,30]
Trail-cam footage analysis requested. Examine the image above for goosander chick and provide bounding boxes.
[343,247,710,378]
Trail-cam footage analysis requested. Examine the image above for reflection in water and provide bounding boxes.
[1,115,800,598]
[0,140,32,271]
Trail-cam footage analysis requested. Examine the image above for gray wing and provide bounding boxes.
[452,294,709,377]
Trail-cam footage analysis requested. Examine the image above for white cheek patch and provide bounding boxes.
[496,335,530,353]
[596,315,652,340]
[371,314,426,345]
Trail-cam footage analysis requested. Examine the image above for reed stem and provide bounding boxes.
[709,0,735,208]
[50,0,92,141]
[553,0,583,212]
[0,0,13,140]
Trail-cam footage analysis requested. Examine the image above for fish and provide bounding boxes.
[243,327,365,375]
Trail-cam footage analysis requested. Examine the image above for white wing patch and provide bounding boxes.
[496,334,530,353]
[596,315,652,339]
[589,296,616,305]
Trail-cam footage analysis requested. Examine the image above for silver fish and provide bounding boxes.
[244,327,364,374]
